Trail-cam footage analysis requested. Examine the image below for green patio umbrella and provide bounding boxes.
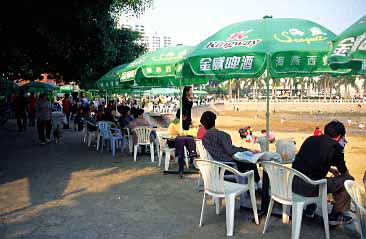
[21,81,59,93]
[328,15,366,74]
[182,17,346,150]
[194,90,208,95]
[147,88,180,95]
[0,78,18,95]
[97,64,130,92]
[117,45,208,87]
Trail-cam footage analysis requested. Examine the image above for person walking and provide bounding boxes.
[62,93,71,129]
[15,91,27,131]
[27,92,36,127]
[36,93,52,144]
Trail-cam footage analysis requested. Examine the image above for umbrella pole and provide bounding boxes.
[265,53,270,151]
[179,78,183,135]
[105,90,108,108]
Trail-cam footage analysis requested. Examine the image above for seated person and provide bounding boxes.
[201,111,261,186]
[239,126,254,143]
[84,108,97,132]
[128,108,150,129]
[101,107,117,125]
[261,129,276,143]
[292,120,354,225]
[119,106,134,128]
[168,109,197,140]
[167,109,197,178]
[196,125,206,140]
[128,108,156,154]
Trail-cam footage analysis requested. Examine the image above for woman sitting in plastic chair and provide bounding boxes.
[167,108,198,179]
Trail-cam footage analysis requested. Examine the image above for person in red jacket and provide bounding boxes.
[313,126,323,136]
[62,93,71,129]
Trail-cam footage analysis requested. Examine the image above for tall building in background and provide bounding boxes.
[118,14,172,52]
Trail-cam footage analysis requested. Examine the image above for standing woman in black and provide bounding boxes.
[182,86,193,130]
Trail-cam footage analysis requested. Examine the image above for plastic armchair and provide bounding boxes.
[96,121,112,152]
[132,127,155,163]
[86,120,98,147]
[157,134,189,171]
[157,134,175,170]
[195,140,240,188]
[344,180,366,239]
[261,161,329,239]
[194,159,259,237]
[122,127,133,154]
[110,127,123,157]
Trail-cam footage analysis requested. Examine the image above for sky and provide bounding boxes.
[135,0,365,46]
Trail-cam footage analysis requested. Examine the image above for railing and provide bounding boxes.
[224,97,366,104]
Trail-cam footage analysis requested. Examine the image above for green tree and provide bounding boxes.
[0,0,152,87]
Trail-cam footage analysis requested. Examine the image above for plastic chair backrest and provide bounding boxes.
[132,127,152,144]
[344,180,366,214]
[195,140,208,160]
[98,121,112,138]
[122,127,130,136]
[195,159,233,195]
[111,128,123,138]
[261,161,316,201]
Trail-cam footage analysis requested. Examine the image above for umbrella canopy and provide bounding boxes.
[97,64,130,92]
[21,81,59,93]
[194,90,208,95]
[118,45,209,87]
[0,78,18,95]
[182,17,347,150]
[328,15,366,74]
[147,88,180,95]
[182,17,345,80]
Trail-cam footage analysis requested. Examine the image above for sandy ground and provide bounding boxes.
[0,102,364,239]
[191,103,366,183]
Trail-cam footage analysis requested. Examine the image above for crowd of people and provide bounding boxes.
[1,86,359,228]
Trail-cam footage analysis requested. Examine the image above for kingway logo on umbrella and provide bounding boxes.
[205,30,262,49]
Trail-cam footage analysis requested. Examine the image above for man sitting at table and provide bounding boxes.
[292,120,354,225]
[200,111,261,188]
[167,109,197,178]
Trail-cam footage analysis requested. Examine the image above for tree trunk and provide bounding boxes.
[228,80,232,99]
[323,77,327,101]
[253,80,256,99]
[290,78,293,99]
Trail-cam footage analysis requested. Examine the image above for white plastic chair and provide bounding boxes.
[261,161,329,239]
[195,140,240,187]
[157,134,175,170]
[132,127,155,163]
[194,159,259,237]
[86,120,98,147]
[122,127,133,154]
[157,134,189,171]
[344,180,366,239]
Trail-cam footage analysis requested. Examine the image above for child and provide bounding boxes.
[313,127,323,136]
[261,129,276,143]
